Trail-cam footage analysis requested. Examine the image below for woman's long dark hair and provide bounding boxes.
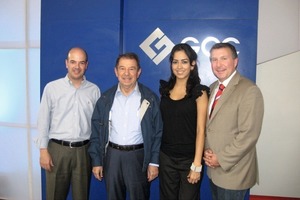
[160,43,200,98]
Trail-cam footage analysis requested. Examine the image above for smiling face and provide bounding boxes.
[171,50,195,81]
[65,48,88,85]
[114,57,141,94]
[210,47,238,82]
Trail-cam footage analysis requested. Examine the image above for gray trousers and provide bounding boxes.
[210,180,248,200]
[104,146,150,200]
[46,140,91,200]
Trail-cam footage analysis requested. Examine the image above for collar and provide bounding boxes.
[116,83,140,96]
[64,74,86,86]
[219,70,236,87]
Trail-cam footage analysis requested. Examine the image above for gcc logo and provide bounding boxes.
[140,28,240,65]
[139,28,175,65]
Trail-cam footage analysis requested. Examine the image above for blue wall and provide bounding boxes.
[41,0,258,199]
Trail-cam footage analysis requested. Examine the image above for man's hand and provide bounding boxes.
[203,148,220,168]
[92,166,104,181]
[147,165,158,182]
[40,148,54,172]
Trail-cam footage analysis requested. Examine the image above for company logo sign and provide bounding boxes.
[140,28,240,65]
[139,28,175,65]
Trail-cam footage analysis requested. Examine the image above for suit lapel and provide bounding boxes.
[208,72,241,122]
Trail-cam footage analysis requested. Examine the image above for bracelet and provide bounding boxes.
[190,163,202,172]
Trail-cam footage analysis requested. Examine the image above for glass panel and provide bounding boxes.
[0,0,41,199]
[0,0,25,47]
[0,49,27,124]
[29,0,41,47]
[29,48,40,125]
[0,127,30,199]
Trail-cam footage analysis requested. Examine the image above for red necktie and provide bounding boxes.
[209,84,225,118]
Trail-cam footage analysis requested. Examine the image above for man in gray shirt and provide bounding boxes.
[35,47,100,200]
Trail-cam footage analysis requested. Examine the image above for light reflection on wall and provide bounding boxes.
[0,49,26,124]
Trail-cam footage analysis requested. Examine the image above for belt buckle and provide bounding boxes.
[69,141,74,148]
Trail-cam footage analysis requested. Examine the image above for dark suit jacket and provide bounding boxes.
[205,71,264,190]
[88,83,163,171]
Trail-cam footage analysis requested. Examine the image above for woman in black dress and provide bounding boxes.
[159,43,209,200]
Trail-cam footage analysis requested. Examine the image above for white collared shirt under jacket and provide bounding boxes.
[109,84,143,145]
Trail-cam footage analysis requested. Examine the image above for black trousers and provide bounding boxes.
[159,151,200,200]
[104,146,150,200]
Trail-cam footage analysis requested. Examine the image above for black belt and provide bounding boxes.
[109,142,144,151]
[51,139,89,148]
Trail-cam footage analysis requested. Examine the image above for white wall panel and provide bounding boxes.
[257,0,300,64]
[252,51,300,198]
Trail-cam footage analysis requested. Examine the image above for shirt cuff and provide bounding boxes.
[149,163,159,167]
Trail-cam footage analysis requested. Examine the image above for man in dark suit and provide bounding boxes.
[203,43,264,200]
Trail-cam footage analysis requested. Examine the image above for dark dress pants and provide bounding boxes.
[159,151,200,200]
[104,146,150,200]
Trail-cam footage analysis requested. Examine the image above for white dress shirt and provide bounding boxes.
[35,75,100,148]
[109,83,143,145]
